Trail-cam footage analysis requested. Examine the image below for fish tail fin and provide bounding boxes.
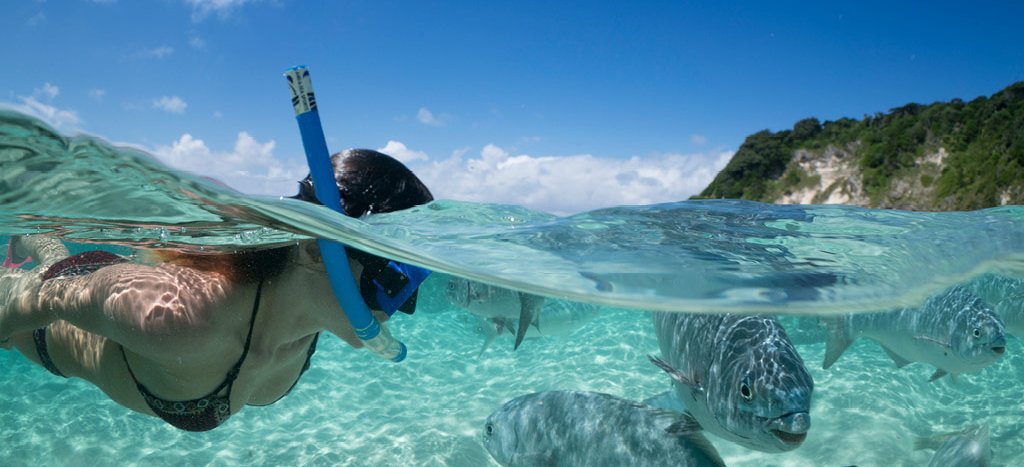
[822,316,855,369]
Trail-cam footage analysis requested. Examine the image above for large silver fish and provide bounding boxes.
[914,425,992,467]
[966,273,1024,336]
[650,311,813,453]
[483,390,726,467]
[444,276,543,350]
[823,285,1007,381]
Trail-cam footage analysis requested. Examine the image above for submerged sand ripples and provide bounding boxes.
[2,305,1022,466]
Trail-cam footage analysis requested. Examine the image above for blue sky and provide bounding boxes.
[3,1,1022,214]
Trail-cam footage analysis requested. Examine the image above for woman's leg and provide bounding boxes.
[0,235,71,344]
[5,235,70,266]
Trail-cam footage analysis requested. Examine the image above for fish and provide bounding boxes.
[444,276,543,350]
[468,298,599,355]
[483,390,726,467]
[966,273,1024,336]
[823,285,1007,381]
[914,425,992,467]
[650,311,814,453]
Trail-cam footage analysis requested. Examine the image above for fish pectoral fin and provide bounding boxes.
[664,413,702,435]
[478,333,497,357]
[880,345,912,368]
[913,431,962,451]
[512,452,557,467]
[915,335,951,349]
[928,369,949,382]
[667,420,726,467]
[495,318,514,336]
[647,355,701,391]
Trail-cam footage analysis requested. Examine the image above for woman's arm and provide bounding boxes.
[2,260,233,360]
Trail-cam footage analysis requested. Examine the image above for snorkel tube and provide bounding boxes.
[284,65,407,362]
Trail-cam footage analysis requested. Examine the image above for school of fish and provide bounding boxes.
[456,274,1016,466]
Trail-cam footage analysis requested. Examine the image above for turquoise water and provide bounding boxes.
[2,110,1024,465]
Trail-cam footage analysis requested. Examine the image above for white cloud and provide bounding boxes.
[378,140,428,163]
[152,96,187,113]
[10,97,81,130]
[135,46,174,59]
[186,0,253,21]
[690,134,708,145]
[416,107,446,127]
[153,132,307,195]
[188,33,206,49]
[408,144,733,215]
[27,12,45,26]
[35,83,59,101]
[88,88,106,101]
[2,83,80,130]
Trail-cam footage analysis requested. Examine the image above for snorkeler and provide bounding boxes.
[0,148,432,432]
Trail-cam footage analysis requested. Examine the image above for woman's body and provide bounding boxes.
[0,148,433,431]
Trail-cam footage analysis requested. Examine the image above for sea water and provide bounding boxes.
[1,109,1022,466]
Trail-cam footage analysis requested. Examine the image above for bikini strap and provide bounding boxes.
[221,278,264,391]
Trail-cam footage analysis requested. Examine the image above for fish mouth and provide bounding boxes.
[765,411,810,447]
[771,429,807,445]
[993,346,1006,355]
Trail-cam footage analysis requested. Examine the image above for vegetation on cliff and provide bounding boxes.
[697,82,1024,210]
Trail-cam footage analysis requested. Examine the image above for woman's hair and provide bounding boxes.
[293,148,434,312]
[291,148,434,215]
[155,149,432,284]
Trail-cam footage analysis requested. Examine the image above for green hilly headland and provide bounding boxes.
[697,82,1024,210]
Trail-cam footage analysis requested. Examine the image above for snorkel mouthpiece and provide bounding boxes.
[284,65,406,362]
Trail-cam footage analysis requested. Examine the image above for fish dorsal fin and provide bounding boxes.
[880,345,912,368]
[928,369,949,382]
[513,293,544,350]
[823,317,855,369]
[648,355,701,391]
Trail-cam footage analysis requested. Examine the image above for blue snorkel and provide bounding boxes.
[284,65,407,362]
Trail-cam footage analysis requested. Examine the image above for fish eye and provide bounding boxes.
[972,328,981,338]
[485,423,494,436]
[740,383,753,400]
